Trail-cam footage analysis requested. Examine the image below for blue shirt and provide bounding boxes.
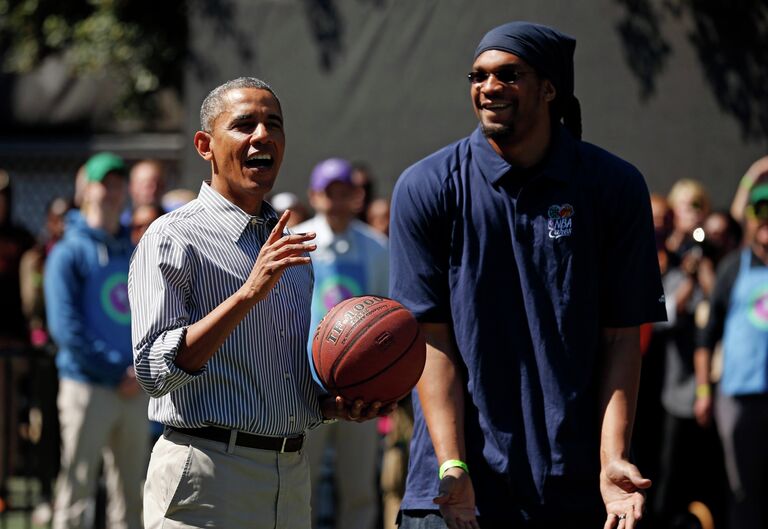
[720,249,768,395]
[45,210,134,387]
[389,125,666,521]
[129,182,323,436]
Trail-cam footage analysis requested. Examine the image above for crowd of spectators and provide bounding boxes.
[1,153,767,529]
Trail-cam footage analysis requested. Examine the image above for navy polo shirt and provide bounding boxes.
[389,125,666,522]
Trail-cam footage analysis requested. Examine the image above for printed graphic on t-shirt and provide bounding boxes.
[748,285,768,330]
[312,261,367,313]
[101,272,130,325]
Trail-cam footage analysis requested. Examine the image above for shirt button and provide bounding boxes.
[279,329,285,337]
[251,218,258,226]
[289,415,295,422]
[284,372,290,379]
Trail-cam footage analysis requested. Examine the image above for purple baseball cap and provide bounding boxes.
[310,158,354,191]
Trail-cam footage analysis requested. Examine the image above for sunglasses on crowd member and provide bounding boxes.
[467,69,536,85]
[747,201,768,221]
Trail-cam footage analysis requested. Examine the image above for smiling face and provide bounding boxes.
[470,50,555,143]
[194,87,285,214]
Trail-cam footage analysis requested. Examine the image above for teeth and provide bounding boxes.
[248,153,272,160]
[485,104,509,109]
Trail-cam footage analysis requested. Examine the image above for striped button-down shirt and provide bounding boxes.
[128,181,322,436]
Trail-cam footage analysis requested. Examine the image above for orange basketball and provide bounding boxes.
[311,295,426,404]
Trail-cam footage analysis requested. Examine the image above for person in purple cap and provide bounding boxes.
[389,21,666,529]
[295,157,389,529]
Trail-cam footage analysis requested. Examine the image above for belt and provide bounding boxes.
[167,426,304,453]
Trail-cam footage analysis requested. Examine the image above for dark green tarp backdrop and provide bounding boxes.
[183,0,768,204]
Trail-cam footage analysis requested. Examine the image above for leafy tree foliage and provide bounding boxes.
[0,0,187,118]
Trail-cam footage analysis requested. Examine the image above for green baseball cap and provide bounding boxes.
[85,152,126,183]
[749,183,768,205]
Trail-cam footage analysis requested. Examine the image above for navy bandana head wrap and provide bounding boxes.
[474,21,576,100]
[474,21,582,138]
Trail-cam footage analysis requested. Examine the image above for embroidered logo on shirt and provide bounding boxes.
[547,204,574,239]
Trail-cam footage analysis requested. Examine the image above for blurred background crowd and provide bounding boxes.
[0,1,767,528]
[2,151,768,529]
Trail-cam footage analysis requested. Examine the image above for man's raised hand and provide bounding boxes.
[242,209,316,303]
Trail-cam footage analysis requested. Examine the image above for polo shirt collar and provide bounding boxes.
[197,181,279,243]
[471,126,512,185]
[471,124,577,185]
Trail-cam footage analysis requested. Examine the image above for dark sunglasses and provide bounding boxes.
[467,69,535,85]
[747,202,768,221]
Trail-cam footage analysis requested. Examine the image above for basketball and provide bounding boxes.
[311,295,426,404]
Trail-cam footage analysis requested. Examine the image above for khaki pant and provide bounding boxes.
[53,378,149,529]
[144,428,311,529]
[306,420,379,529]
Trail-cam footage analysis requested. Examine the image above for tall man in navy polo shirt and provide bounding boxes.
[389,22,667,529]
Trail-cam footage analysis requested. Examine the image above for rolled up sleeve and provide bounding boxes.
[129,232,203,397]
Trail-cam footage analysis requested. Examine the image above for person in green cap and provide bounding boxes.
[45,152,148,529]
[694,177,768,529]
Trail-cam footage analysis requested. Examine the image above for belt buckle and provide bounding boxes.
[280,437,288,453]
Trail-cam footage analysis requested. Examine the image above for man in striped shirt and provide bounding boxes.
[129,77,386,529]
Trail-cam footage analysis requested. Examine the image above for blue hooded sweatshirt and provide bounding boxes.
[45,210,134,387]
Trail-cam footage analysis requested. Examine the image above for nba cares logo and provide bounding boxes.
[547,204,574,239]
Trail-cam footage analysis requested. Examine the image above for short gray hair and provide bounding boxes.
[199,77,281,132]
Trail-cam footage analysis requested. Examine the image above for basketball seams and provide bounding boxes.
[311,295,426,403]
[314,297,396,390]
[329,305,405,388]
[334,323,423,393]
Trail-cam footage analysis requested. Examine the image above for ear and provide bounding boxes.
[542,79,557,103]
[194,131,214,161]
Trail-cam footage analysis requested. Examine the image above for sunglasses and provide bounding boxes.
[747,202,768,221]
[467,69,536,85]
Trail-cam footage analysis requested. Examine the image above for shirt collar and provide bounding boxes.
[197,181,279,243]
[471,124,578,185]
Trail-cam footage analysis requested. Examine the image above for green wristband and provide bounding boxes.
[439,459,469,479]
